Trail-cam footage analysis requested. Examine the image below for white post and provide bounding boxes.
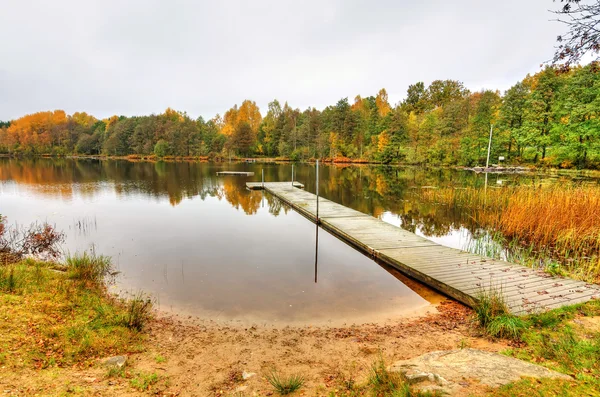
[261,169,264,189]
[486,124,493,169]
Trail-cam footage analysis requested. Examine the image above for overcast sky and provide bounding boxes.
[0,0,565,121]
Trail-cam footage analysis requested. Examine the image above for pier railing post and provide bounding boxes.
[292,164,294,186]
[262,169,264,189]
[316,160,319,223]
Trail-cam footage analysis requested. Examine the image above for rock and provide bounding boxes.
[242,370,256,380]
[235,385,248,392]
[103,355,127,369]
[389,349,570,395]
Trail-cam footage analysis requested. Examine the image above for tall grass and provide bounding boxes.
[0,266,18,292]
[121,292,153,332]
[66,251,113,286]
[500,186,600,252]
[419,184,600,281]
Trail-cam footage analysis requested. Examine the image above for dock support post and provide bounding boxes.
[292,164,294,186]
[316,160,319,223]
[262,169,264,189]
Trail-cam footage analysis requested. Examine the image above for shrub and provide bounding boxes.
[154,140,170,158]
[0,218,65,264]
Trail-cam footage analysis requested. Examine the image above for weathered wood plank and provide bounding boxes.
[217,171,255,176]
[247,181,600,314]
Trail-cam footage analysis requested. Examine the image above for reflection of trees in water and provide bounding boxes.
[296,165,504,238]
[221,180,262,215]
[264,195,291,217]
[0,158,553,239]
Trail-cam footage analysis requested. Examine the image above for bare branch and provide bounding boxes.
[551,0,600,67]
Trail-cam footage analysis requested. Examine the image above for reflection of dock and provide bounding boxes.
[247,182,600,315]
[216,171,255,176]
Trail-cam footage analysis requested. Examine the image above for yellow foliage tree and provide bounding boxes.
[376,88,391,117]
[71,112,97,127]
[220,100,262,137]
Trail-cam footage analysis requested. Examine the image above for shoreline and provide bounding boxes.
[4,153,600,177]
[151,299,442,330]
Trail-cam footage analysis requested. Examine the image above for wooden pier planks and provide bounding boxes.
[216,171,255,176]
[247,182,600,315]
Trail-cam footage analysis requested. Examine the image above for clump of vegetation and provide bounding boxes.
[130,371,160,391]
[0,265,18,292]
[121,292,153,332]
[265,369,305,395]
[0,215,64,264]
[65,251,113,286]
[367,357,440,397]
[474,286,528,340]
[473,285,509,328]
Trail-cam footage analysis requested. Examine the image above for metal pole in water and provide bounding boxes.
[262,168,264,189]
[316,160,319,223]
[314,222,319,283]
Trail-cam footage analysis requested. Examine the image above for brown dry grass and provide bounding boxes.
[419,184,600,281]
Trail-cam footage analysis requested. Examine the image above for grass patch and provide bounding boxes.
[367,357,441,397]
[488,300,600,396]
[106,366,126,378]
[0,265,18,292]
[0,258,146,370]
[474,286,527,340]
[65,251,113,287]
[487,315,528,340]
[130,371,160,391]
[474,285,510,328]
[492,378,599,397]
[265,369,305,395]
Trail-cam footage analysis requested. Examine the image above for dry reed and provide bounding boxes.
[419,184,600,281]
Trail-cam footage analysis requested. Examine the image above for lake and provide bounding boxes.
[0,158,587,325]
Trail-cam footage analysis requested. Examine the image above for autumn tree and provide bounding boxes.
[232,121,254,156]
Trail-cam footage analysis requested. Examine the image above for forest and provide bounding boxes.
[1,64,599,169]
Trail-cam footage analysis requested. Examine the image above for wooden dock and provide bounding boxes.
[216,171,254,176]
[247,182,600,314]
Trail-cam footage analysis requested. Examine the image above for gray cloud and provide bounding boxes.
[0,0,563,120]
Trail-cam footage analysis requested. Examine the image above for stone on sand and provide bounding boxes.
[389,349,570,395]
[103,355,127,369]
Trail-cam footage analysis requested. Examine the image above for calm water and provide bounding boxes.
[0,158,590,324]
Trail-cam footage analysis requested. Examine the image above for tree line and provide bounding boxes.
[1,64,599,168]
